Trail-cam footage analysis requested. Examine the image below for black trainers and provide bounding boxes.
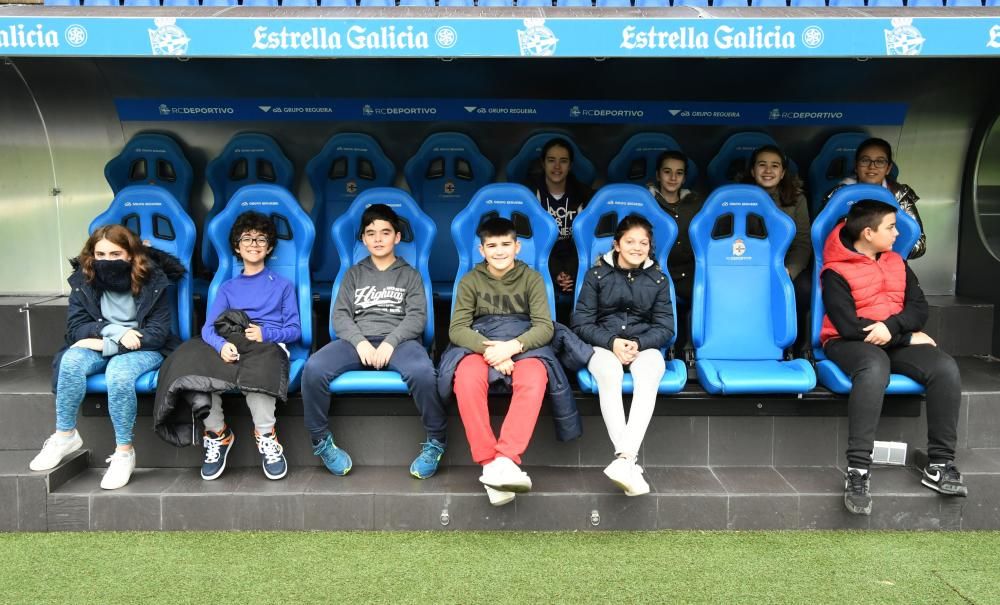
[921,462,969,497]
[844,469,872,515]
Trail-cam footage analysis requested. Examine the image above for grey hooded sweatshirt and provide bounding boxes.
[332,256,426,348]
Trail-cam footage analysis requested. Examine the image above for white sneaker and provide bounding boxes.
[100,449,136,490]
[604,457,650,496]
[29,431,83,471]
[479,456,532,493]
[484,485,516,507]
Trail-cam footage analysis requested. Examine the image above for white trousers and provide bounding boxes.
[588,347,665,459]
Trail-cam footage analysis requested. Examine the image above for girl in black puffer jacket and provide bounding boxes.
[571,215,674,497]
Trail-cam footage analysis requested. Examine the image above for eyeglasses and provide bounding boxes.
[238,236,269,247]
[858,157,889,169]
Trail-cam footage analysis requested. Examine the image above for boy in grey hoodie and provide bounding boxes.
[301,204,447,479]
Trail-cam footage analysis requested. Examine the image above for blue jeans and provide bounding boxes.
[54,347,164,446]
[301,337,446,443]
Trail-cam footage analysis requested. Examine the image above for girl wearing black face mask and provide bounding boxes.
[29,224,185,490]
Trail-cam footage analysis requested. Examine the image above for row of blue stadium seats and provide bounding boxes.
[43,0,999,6]
[88,179,922,399]
[106,129,888,295]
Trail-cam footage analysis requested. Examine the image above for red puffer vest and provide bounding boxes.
[819,222,907,345]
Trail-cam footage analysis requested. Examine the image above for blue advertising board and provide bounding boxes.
[115,97,908,126]
[1,14,999,59]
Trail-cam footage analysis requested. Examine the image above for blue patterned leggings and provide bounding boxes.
[54,347,164,446]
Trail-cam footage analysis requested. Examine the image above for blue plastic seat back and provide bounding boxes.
[789,0,825,5]
[571,184,679,345]
[713,0,747,6]
[808,132,901,216]
[359,0,394,5]
[566,0,597,6]
[439,0,475,5]
[83,0,119,5]
[518,0,551,4]
[809,184,921,355]
[307,133,396,285]
[163,0,200,5]
[690,184,797,361]
[90,184,196,344]
[479,0,514,5]
[674,0,708,5]
[505,132,598,189]
[283,0,319,5]
[634,0,668,5]
[908,0,942,5]
[403,132,496,292]
[124,0,160,5]
[449,184,559,318]
[867,0,903,5]
[329,188,437,348]
[946,0,982,5]
[105,133,193,211]
[205,185,314,374]
[828,0,863,5]
[399,0,435,5]
[752,0,788,5]
[321,0,356,5]
[243,0,278,5]
[202,0,237,5]
[45,0,81,5]
[607,132,699,190]
[706,132,798,189]
[203,133,294,272]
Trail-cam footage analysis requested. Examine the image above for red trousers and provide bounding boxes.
[453,354,548,465]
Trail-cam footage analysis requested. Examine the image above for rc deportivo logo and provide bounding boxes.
[517,19,558,57]
[149,18,190,56]
[884,18,924,56]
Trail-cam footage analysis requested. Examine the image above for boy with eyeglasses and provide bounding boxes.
[195,211,301,481]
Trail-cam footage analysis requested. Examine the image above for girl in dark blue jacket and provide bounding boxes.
[30,224,183,490]
[571,215,674,497]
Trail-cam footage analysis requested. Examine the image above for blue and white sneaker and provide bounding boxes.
[410,439,446,479]
[312,433,352,476]
[201,426,235,481]
[254,428,288,480]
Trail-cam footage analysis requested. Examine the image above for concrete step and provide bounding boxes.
[45,462,998,531]
[0,449,88,531]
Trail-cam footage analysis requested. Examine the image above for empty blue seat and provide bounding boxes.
[87,186,196,394]
[907,0,942,5]
[808,132,900,217]
[399,0,435,5]
[243,0,278,5]
[713,0,748,6]
[752,0,788,6]
[985,0,997,5]
[946,0,983,5]
[321,0,356,5]
[202,133,294,273]
[867,0,903,5]
[283,0,319,5]
[124,0,160,5]
[163,0,200,5]
[205,184,314,392]
[689,184,816,394]
[201,0,237,4]
[479,0,514,5]
[674,0,708,5]
[105,133,193,211]
[327,188,436,394]
[359,0,394,5]
[634,0,668,5]
[706,132,798,189]
[518,0,551,4]
[82,0,119,6]
[306,133,396,299]
[450,184,559,317]
[810,184,925,395]
[44,0,80,5]
[439,0,475,5]
[564,0,596,6]
[572,184,688,394]
[404,132,495,297]
[607,132,699,190]
[788,0,826,6]
[505,132,597,189]
[828,0,863,5]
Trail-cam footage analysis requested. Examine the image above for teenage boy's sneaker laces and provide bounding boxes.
[313,433,352,476]
[254,429,287,480]
[201,426,235,481]
[410,439,446,479]
[29,430,84,471]
[921,462,968,497]
[844,469,872,515]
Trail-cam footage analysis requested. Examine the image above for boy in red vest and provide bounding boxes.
[820,199,967,516]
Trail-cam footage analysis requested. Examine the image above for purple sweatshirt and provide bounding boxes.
[202,267,301,352]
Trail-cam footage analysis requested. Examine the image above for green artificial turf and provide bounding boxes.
[2,531,998,604]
